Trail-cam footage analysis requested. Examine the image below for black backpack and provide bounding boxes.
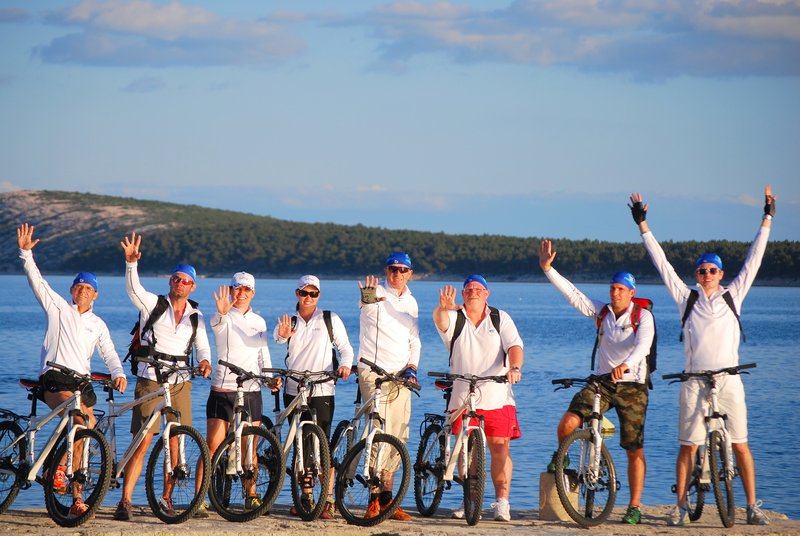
[591,297,657,389]
[124,295,199,376]
[680,289,744,342]
[448,307,504,365]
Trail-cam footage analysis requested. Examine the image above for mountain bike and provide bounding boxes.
[551,374,618,527]
[0,361,112,527]
[334,358,419,527]
[663,362,756,528]
[261,367,338,521]
[414,371,506,525]
[91,356,210,524]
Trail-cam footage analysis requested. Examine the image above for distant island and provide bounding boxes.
[1,190,797,285]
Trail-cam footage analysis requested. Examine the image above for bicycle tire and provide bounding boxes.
[413,423,444,517]
[331,420,354,471]
[709,430,735,528]
[145,424,211,524]
[289,423,331,521]
[554,428,617,527]
[209,426,284,522]
[0,421,24,514]
[335,433,411,527]
[44,428,112,528]
[463,429,485,526]
[687,447,706,521]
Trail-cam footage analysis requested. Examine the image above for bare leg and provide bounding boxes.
[121,432,155,503]
[674,444,698,507]
[625,447,646,507]
[732,442,757,505]
[486,436,512,500]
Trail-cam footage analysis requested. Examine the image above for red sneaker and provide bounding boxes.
[69,497,89,517]
[52,465,68,495]
[364,498,381,519]
[390,506,411,521]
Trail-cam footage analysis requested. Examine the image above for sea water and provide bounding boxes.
[0,275,797,518]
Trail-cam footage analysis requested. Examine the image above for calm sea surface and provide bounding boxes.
[1,275,797,519]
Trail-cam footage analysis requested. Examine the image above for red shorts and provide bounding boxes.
[450,405,522,440]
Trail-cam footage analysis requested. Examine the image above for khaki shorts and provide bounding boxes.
[131,378,193,435]
[568,381,648,450]
[358,367,411,443]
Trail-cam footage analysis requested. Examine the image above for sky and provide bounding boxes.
[1,0,798,242]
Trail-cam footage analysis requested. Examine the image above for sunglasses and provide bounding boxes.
[696,267,720,275]
[387,266,411,274]
[170,275,194,286]
[297,289,320,298]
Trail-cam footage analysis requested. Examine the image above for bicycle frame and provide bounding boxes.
[438,380,487,482]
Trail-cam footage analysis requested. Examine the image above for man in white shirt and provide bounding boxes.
[539,241,653,526]
[114,232,212,521]
[356,251,421,521]
[629,186,775,526]
[433,274,523,522]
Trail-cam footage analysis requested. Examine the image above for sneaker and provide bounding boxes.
[193,500,210,518]
[451,501,465,519]
[747,500,770,525]
[245,496,262,512]
[390,506,411,521]
[69,497,88,517]
[622,505,641,525]
[320,501,334,520]
[53,465,68,494]
[158,496,176,517]
[364,498,381,519]
[289,494,312,516]
[667,504,690,526]
[492,497,510,522]
[113,498,132,521]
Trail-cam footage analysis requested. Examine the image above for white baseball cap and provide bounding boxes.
[296,275,320,290]
[230,272,256,290]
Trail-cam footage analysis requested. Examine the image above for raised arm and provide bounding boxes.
[628,193,650,234]
[433,285,461,332]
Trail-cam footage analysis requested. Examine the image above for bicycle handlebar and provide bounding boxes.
[359,358,422,392]
[219,359,278,387]
[137,356,206,379]
[262,367,339,386]
[551,373,615,392]
[46,361,93,386]
[428,371,507,384]
[662,362,757,382]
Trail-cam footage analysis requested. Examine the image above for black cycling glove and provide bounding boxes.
[360,286,378,304]
[764,197,776,218]
[630,201,647,224]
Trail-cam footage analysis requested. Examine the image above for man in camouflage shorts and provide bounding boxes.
[539,240,653,525]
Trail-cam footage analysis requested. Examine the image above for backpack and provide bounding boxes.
[448,306,504,366]
[680,289,744,342]
[591,297,657,389]
[285,310,339,369]
[124,295,199,376]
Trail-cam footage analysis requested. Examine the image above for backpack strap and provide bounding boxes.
[448,306,504,366]
[721,291,745,343]
[140,295,171,350]
[323,310,339,369]
[680,289,744,342]
[679,290,700,342]
[590,305,611,372]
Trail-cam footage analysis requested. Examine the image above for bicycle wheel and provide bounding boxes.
[686,448,706,521]
[709,430,735,528]
[0,421,25,514]
[44,428,112,527]
[335,433,411,527]
[462,429,485,526]
[290,423,331,521]
[331,420,354,471]
[554,428,617,527]
[145,424,211,524]
[413,423,444,517]
[209,426,284,522]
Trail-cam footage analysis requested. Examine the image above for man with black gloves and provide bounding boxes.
[629,186,774,526]
[356,251,421,521]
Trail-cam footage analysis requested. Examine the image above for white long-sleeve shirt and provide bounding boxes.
[357,282,421,373]
[20,249,125,380]
[438,306,523,412]
[125,261,211,383]
[642,225,770,371]
[544,267,653,384]
[211,308,272,392]
[274,308,354,397]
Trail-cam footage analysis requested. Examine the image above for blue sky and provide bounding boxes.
[1,0,798,242]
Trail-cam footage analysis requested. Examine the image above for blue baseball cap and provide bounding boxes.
[72,272,98,291]
[172,263,197,282]
[463,274,488,289]
[385,252,412,268]
[695,253,723,270]
[610,271,636,290]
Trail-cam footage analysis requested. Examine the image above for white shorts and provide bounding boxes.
[678,374,748,446]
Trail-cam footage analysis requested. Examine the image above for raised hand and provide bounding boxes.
[17,223,40,251]
[438,285,461,311]
[276,313,297,340]
[764,184,776,217]
[358,275,383,304]
[539,240,557,271]
[213,285,232,316]
[628,193,648,224]
[119,232,142,262]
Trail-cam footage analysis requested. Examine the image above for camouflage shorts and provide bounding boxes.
[567,382,649,450]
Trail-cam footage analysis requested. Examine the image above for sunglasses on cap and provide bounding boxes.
[387,266,411,274]
[297,289,320,298]
[696,267,720,275]
[170,275,194,286]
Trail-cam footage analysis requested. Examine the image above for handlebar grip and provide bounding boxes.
[662,373,683,380]
[428,371,448,378]
[738,362,757,371]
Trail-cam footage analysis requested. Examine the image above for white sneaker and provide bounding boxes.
[491,497,510,522]
[451,502,464,519]
[667,504,690,526]
[747,500,770,525]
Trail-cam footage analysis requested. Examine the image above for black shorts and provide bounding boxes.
[207,390,263,423]
[39,370,97,408]
[283,393,335,439]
